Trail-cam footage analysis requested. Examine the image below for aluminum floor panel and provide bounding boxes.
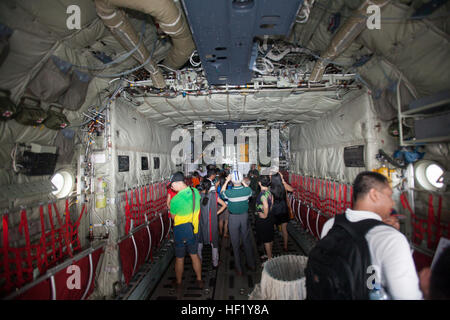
[148,215,307,300]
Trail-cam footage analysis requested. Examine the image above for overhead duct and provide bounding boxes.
[309,0,389,82]
[296,0,316,24]
[94,0,166,88]
[106,0,196,69]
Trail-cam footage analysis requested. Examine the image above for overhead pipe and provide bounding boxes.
[106,0,196,69]
[309,0,390,82]
[94,0,166,88]
[296,0,316,24]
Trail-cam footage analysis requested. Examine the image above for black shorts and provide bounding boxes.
[255,216,274,244]
[273,211,290,225]
[271,200,290,225]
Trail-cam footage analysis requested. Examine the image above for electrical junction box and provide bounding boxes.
[344,145,365,167]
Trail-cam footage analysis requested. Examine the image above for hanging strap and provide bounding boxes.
[73,203,86,231]
[18,209,33,281]
[2,213,12,291]
[343,184,348,211]
[53,202,73,257]
[136,187,141,226]
[71,203,86,251]
[400,192,425,244]
[38,204,48,270]
[149,184,154,215]
[144,214,153,262]
[350,185,354,208]
[143,185,148,217]
[125,190,131,235]
[427,194,435,249]
[333,182,337,216]
[63,199,73,257]
[47,203,57,262]
[436,196,442,241]
[338,183,342,212]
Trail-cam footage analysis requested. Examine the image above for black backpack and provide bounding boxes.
[305,214,387,300]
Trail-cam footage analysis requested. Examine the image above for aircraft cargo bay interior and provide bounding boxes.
[0,0,449,303]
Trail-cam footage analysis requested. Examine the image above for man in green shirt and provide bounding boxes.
[169,172,203,289]
[221,171,256,276]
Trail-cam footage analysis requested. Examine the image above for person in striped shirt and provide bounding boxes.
[221,171,256,276]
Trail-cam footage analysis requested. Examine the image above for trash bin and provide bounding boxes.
[249,255,308,300]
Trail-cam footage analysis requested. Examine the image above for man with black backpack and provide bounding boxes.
[305,171,423,300]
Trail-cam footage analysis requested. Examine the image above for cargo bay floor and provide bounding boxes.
[147,215,310,300]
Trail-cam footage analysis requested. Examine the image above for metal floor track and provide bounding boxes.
[148,215,308,300]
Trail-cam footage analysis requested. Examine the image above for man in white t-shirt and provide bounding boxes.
[321,171,423,300]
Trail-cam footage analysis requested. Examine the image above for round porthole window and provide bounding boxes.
[414,160,445,192]
[51,170,74,198]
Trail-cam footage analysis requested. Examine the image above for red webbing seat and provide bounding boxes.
[161,209,171,240]
[51,247,103,300]
[288,173,354,231]
[1,201,86,298]
[119,222,156,285]
[118,236,135,285]
[120,181,170,285]
[14,246,103,300]
[309,210,328,239]
[400,192,449,251]
[133,227,151,271]
[298,203,309,231]
[124,181,169,236]
[149,216,162,249]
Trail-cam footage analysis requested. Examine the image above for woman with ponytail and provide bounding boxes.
[255,175,274,261]
[270,172,294,252]
[197,179,227,268]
